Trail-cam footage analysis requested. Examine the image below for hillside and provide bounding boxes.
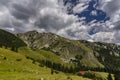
[18,31,104,68]
[0,29,26,52]
[0,29,93,80]
[0,48,94,80]
[18,30,120,70]
[0,29,117,80]
[80,40,120,69]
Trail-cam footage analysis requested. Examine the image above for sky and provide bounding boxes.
[0,0,120,44]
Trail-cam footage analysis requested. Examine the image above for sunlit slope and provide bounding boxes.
[0,48,91,80]
[0,48,41,72]
[18,47,63,64]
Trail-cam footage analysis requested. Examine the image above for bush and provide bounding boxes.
[67,76,72,80]
[16,59,22,61]
[3,57,7,60]
[83,72,95,79]
[107,73,113,80]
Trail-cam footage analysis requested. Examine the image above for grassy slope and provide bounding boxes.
[18,47,112,79]
[18,47,75,69]
[57,38,104,68]
[18,47,63,64]
[85,71,115,80]
[0,48,92,80]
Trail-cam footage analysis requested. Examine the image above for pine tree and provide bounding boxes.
[107,73,112,80]
[114,73,120,80]
[51,68,54,75]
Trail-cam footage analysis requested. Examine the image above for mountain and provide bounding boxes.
[18,30,120,70]
[80,40,120,69]
[0,29,26,52]
[18,31,103,68]
[0,29,118,80]
[0,29,94,80]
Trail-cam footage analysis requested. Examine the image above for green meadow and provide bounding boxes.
[0,48,92,80]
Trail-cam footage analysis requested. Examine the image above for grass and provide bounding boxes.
[34,49,63,63]
[83,71,115,80]
[0,48,92,80]
[0,72,92,80]
[94,72,115,80]
[52,38,104,68]
[0,48,113,80]
[18,47,63,64]
[0,48,41,72]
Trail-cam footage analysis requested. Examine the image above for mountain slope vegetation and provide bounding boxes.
[0,29,26,52]
[0,48,93,80]
[18,31,104,68]
[18,30,120,70]
[0,29,119,80]
[0,29,93,80]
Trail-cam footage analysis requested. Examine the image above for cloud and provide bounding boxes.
[0,0,77,33]
[73,3,88,13]
[90,10,97,16]
[0,0,120,44]
[99,0,120,28]
[92,32,114,43]
[34,7,79,32]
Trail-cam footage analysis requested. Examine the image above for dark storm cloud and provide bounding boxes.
[113,21,120,30]
[0,0,9,6]
[8,0,45,21]
[34,15,63,31]
[34,13,77,32]
[10,3,34,20]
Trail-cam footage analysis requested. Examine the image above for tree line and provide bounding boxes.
[0,30,26,52]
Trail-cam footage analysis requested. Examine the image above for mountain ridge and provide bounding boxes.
[0,29,119,79]
[17,30,120,69]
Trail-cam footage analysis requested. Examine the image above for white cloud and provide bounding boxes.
[5,27,15,31]
[0,0,80,33]
[92,32,114,43]
[99,0,120,22]
[90,10,97,16]
[0,0,120,44]
[73,3,88,13]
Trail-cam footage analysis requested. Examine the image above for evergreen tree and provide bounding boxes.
[107,73,112,80]
[51,68,54,75]
[114,73,120,80]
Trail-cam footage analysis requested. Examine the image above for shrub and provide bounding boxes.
[16,59,22,61]
[3,57,7,60]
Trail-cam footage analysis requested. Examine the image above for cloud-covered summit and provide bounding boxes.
[0,0,120,44]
